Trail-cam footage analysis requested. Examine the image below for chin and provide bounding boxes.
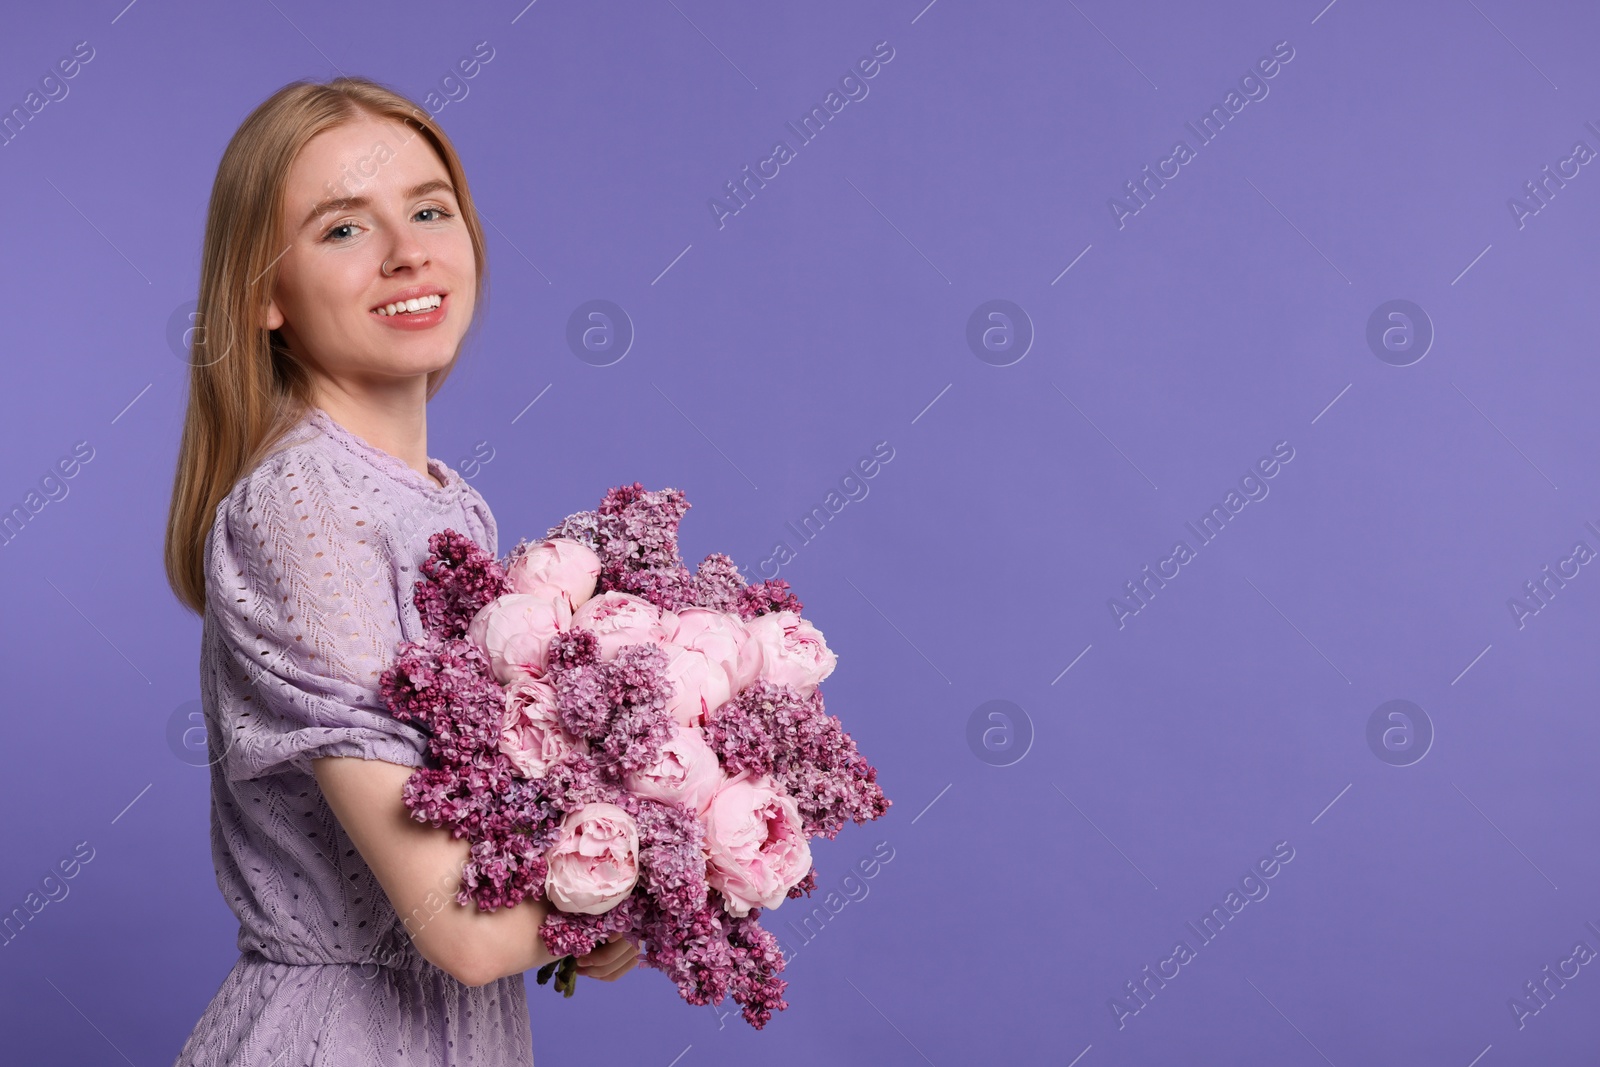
[350,347,461,379]
[411,349,463,375]
[389,333,466,361]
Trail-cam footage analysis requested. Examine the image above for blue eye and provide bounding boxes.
[320,207,453,243]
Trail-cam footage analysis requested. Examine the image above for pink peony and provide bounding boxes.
[500,674,580,778]
[544,802,641,915]
[704,773,812,917]
[670,607,760,692]
[742,611,836,695]
[659,642,735,728]
[623,722,726,816]
[505,537,602,613]
[570,591,679,662]
[467,593,574,683]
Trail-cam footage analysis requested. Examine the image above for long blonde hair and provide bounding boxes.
[164,76,489,616]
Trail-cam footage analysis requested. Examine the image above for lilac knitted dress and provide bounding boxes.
[174,405,535,1067]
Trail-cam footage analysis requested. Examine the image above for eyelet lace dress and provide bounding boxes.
[173,406,535,1067]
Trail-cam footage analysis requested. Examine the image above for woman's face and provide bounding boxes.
[264,114,476,393]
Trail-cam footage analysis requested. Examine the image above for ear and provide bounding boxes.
[263,296,285,332]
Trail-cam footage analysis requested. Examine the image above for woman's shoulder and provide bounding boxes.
[215,422,369,527]
[204,413,497,613]
[205,430,392,609]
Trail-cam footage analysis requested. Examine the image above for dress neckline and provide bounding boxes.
[304,405,458,500]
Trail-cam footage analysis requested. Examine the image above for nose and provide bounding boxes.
[382,231,429,275]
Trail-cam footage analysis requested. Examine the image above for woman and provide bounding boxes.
[162,76,636,1065]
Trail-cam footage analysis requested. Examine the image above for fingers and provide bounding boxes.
[581,939,637,975]
[576,934,631,967]
[580,953,637,982]
[574,936,639,981]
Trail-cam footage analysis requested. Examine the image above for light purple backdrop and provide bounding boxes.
[3,0,1598,1063]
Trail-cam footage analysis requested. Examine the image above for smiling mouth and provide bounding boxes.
[372,293,445,317]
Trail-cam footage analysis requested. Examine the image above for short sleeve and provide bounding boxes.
[205,447,427,781]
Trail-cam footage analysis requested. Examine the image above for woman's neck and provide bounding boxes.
[311,386,435,484]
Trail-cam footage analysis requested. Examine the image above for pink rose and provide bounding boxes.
[505,538,602,613]
[543,802,640,915]
[742,611,836,694]
[659,642,735,728]
[670,607,760,692]
[500,674,579,778]
[622,723,725,816]
[467,593,573,683]
[703,773,812,917]
[570,591,679,661]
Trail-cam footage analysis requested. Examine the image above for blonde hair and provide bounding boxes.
[163,76,489,615]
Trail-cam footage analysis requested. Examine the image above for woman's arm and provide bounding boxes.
[313,756,638,987]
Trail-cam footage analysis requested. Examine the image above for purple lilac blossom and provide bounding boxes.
[691,552,747,613]
[734,578,804,620]
[412,529,511,639]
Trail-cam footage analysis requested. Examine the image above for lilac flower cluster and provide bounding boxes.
[379,484,890,1029]
[547,483,799,620]
[702,680,890,843]
[549,636,676,777]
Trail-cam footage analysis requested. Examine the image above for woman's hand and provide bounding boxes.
[574,933,639,982]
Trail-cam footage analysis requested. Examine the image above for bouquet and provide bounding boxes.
[378,483,890,1028]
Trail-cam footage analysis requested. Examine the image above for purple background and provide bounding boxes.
[3,0,1598,1063]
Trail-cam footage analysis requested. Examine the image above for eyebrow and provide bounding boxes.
[300,178,457,231]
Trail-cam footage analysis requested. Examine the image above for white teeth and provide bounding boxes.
[375,294,443,316]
